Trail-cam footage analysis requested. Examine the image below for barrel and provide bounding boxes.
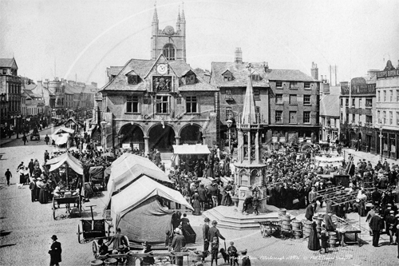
[281,224,292,231]
[328,231,338,247]
[293,230,302,239]
[278,208,287,216]
[90,260,103,266]
[104,258,117,266]
[291,221,302,231]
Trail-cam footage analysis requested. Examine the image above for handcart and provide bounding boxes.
[77,205,112,244]
[52,190,82,219]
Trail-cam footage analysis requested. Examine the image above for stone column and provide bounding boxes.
[237,130,243,163]
[255,130,260,164]
[175,136,180,145]
[144,137,149,156]
[247,130,251,163]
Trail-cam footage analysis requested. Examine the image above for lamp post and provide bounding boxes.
[226,119,233,155]
[379,125,383,161]
[100,120,107,151]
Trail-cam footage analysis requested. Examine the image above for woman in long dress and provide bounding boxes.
[308,221,321,251]
[191,191,201,215]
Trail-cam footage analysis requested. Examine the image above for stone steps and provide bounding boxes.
[202,206,282,230]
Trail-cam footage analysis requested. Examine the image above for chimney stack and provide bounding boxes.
[235,48,242,64]
[311,62,319,80]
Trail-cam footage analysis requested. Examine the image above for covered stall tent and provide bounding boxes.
[46,152,83,175]
[171,144,211,166]
[111,176,193,244]
[104,153,172,209]
[52,127,75,146]
[315,156,344,168]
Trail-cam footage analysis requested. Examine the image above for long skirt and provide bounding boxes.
[192,199,201,215]
[38,188,48,204]
[19,174,25,184]
[308,227,321,251]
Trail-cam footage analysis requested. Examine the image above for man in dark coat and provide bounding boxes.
[198,184,208,211]
[5,169,12,186]
[28,159,34,177]
[369,212,383,247]
[202,218,210,253]
[208,220,225,245]
[49,235,62,266]
[305,202,316,221]
[171,228,186,266]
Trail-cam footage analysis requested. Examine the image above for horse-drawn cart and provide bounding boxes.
[52,191,82,219]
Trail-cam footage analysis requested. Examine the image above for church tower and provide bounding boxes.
[151,4,186,61]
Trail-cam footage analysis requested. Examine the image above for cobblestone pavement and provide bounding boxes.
[1,138,398,265]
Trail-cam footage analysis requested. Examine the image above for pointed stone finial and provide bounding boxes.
[153,1,159,23]
[181,1,186,21]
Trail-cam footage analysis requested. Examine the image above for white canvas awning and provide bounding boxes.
[46,152,83,175]
[111,176,193,227]
[172,144,211,155]
[52,127,75,135]
[53,133,70,145]
[103,153,171,209]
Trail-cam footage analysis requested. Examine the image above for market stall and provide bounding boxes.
[110,176,193,244]
[103,153,172,209]
[314,155,344,168]
[51,127,75,146]
[46,152,83,219]
[171,144,211,168]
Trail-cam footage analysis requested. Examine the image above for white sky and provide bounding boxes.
[1,0,398,87]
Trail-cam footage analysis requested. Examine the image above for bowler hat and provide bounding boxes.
[51,235,57,240]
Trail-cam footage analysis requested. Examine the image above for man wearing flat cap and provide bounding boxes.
[49,235,62,266]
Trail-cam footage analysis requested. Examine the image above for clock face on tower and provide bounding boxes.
[157,64,168,75]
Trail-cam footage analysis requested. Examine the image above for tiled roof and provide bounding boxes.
[23,84,37,91]
[101,56,216,92]
[211,62,315,87]
[320,94,340,117]
[0,58,17,69]
[107,66,124,77]
[211,62,269,87]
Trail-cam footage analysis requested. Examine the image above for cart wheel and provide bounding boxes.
[53,207,56,220]
[123,235,130,250]
[92,240,99,259]
[78,224,82,244]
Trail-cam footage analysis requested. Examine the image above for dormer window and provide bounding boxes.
[185,74,196,85]
[251,74,261,82]
[127,75,140,85]
[222,70,234,81]
[182,70,197,85]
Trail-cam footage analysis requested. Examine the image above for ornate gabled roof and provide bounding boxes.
[101,55,217,92]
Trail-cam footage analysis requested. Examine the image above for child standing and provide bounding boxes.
[210,237,219,266]
[320,225,329,254]
[227,241,238,266]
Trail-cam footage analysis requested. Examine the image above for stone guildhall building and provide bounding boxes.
[99,6,218,154]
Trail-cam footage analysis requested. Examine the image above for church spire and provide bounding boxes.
[176,5,181,30]
[181,2,186,22]
[241,63,257,125]
[152,2,159,24]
